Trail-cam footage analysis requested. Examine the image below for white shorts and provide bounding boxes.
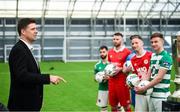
[149,97,167,112]
[96,90,108,107]
[135,94,150,111]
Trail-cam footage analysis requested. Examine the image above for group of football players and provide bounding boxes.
[94,32,173,112]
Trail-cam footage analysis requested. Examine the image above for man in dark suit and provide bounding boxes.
[8,18,66,111]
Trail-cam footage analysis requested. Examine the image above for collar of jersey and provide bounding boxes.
[113,45,125,52]
[136,50,146,58]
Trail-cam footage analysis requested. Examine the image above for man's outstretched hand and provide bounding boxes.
[50,75,67,85]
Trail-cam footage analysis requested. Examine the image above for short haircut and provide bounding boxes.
[113,32,123,37]
[130,35,143,41]
[17,18,36,36]
[99,45,108,51]
[150,32,164,40]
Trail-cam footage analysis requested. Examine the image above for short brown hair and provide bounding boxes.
[130,35,143,41]
[113,32,123,37]
[17,18,36,36]
[150,32,164,40]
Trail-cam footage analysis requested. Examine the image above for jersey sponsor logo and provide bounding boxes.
[151,55,162,60]
[137,67,148,75]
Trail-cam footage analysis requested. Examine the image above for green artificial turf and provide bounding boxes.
[0,61,176,111]
[0,61,101,111]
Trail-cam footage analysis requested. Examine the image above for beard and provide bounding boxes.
[101,55,107,59]
[114,42,121,47]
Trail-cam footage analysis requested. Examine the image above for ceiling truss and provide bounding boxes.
[0,0,179,18]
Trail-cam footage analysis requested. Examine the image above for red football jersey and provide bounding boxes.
[108,47,131,107]
[108,47,131,69]
[131,51,152,80]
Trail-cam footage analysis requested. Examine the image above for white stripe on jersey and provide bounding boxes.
[151,92,171,98]
[160,66,172,70]
[151,74,171,79]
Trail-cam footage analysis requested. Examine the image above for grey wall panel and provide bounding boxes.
[69,40,90,47]
[44,49,63,55]
[69,49,90,55]
[44,38,64,47]
[0,18,178,62]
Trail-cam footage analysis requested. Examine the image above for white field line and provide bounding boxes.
[0,70,93,75]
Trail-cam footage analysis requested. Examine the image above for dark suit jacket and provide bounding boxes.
[8,40,50,111]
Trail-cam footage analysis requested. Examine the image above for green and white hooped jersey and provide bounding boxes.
[94,60,108,91]
[150,50,172,99]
